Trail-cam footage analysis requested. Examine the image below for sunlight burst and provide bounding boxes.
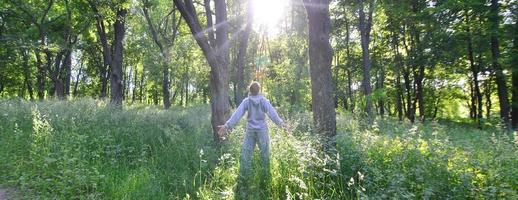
[252,0,289,36]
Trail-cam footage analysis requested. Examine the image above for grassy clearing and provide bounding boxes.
[0,99,516,199]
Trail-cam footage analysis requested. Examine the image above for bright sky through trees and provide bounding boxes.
[252,0,288,36]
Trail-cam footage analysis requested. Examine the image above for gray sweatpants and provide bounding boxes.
[239,128,270,179]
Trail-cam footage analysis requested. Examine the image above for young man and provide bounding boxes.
[217,82,288,187]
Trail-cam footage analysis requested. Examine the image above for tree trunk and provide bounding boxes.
[512,19,518,129]
[466,12,482,126]
[489,0,510,127]
[403,68,415,122]
[303,0,337,139]
[141,2,179,109]
[235,0,253,104]
[35,51,46,100]
[109,9,127,106]
[89,1,127,105]
[358,0,374,116]
[73,59,82,97]
[63,50,71,98]
[347,69,354,113]
[378,64,385,117]
[174,0,231,143]
[392,31,404,121]
[21,49,34,100]
[132,65,137,102]
[485,74,493,119]
[415,64,425,121]
[344,14,352,111]
[51,50,65,99]
[139,66,145,103]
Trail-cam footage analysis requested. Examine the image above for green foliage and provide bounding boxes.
[1,100,516,199]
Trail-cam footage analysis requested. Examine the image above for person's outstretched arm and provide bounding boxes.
[221,99,248,130]
[263,99,284,126]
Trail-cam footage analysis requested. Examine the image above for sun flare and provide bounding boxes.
[251,0,288,36]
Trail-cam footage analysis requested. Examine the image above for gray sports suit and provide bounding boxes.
[224,94,284,179]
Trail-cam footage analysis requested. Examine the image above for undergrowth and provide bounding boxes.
[0,98,516,199]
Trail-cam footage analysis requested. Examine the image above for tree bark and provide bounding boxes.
[344,13,352,111]
[21,48,34,100]
[73,58,83,97]
[391,29,404,121]
[110,8,127,106]
[303,0,337,139]
[235,0,253,104]
[142,4,171,108]
[489,0,510,127]
[377,62,385,117]
[485,74,493,119]
[173,0,231,143]
[466,12,482,126]
[63,50,71,97]
[89,1,127,106]
[512,19,518,129]
[357,0,375,116]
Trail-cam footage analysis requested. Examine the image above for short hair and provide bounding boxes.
[249,82,261,95]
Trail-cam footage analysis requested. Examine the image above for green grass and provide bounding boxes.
[0,99,516,199]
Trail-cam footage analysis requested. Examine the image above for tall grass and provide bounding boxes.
[0,99,516,199]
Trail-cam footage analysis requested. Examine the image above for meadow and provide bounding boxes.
[0,99,516,199]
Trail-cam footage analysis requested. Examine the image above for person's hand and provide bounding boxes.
[282,123,291,134]
[217,125,227,138]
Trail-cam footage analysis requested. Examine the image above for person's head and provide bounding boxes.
[249,81,261,96]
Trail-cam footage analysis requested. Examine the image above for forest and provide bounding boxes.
[0,0,517,199]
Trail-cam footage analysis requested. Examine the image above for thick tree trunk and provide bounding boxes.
[303,0,337,138]
[489,0,510,127]
[51,50,65,99]
[110,8,127,106]
[358,0,374,116]
[174,0,231,143]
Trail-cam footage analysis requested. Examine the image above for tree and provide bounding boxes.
[512,7,518,129]
[173,0,231,142]
[357,0,375,116]
[141,0,182,109]
[488,0,510,127]
[8,0,55,100]
[234,0,253,104]
[303,0,337,141]
[88,1,128,106]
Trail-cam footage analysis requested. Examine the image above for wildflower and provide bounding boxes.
[348,177,355,187]
[358,171,364,181]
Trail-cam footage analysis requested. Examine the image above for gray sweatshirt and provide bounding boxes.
[224,95,284,130]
